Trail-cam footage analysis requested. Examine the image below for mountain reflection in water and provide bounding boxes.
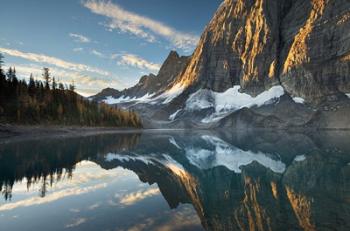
[0,130,350,231]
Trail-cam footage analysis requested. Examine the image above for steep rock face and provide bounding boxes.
[124,51,190,97]
[172,0,350,103]
[90,51,190,100]
[280,0,350,103]
[172,0,281,95]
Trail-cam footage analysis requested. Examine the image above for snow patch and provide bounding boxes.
[169,137,181,149]
[293,97,305,104]
[294,155,306,162]
[103,93,155,105]
[185,135,286,174]
[157,83,185,104]
[169,109,182,121]
[105,153,153,164]
[105,153,187,176]
[103,95,131,104]
[346,93,350,99]
[185,86,285,123]
[186,89,214,111]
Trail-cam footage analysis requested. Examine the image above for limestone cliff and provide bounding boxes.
[172,0,350,103]
[280,0,350,103]
[172,0,280,95]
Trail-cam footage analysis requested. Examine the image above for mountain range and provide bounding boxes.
[90,0,350,129]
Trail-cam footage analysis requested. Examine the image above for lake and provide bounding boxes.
[0,130,349,231]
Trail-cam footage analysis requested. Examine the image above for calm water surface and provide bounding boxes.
[0,130,350,231]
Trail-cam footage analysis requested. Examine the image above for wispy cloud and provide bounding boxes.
[83,0,199,52]
[119,187,160,205]
[0,183,107,212]
[69,33,91,43]
[114,53,161,72]
[0,47,110,76]
[66,218,87,228]
[4,63,124,96]
[73,47,84,52]
[91,49,105,58]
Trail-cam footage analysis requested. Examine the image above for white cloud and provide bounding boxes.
[0,47,110,76]
[66,218,87,228]
[83,0,199,52]
[116,53,161,72]
[73,47,84,52]
[4,63,124,96]
[88,202,100,210]
[0,183,107,212]
[91,49,105,58]
[119,187,160,205]
[69,33,91,43]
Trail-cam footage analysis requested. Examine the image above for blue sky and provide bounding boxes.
[0,0,222,96]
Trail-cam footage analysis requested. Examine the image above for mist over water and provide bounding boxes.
[0,130,350,231]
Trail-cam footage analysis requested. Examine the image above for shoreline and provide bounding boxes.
[0,124,145,144]
[2,124,350,144]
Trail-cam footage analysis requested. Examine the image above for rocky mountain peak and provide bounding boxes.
[90,51,191,101]
[171,0,281,95]
[157,51,190,85]
[92,0,350,129]
[170,0,350,103]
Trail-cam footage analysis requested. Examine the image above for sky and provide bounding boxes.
[0,0,222,96]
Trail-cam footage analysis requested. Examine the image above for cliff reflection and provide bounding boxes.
[1,130,350,230]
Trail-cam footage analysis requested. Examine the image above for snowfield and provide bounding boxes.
[185,85,285,123]
[103,83,185,106]
[103,93,155,105]
[104,135,286,175]
[159,83,185,104]
[185,135,286,174]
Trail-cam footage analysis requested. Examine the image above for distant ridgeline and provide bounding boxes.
[0,54,142,127]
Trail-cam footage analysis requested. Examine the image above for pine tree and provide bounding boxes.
[0,58,142,127]
[42,68,51,90]
[12,68,18,90]
[69,81,75,92]
[0,53,4,78]
[58,82,65,90]
[0,53,6,94]
[52,77,57,90]
[6,67,13,81]
[28,74,36,97]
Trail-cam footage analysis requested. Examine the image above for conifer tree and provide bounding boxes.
[0,53,4,78]
[52,77,57,90]
[0,53,5,94]
[42,68,51,90]
[0,59,142,127]
[58,82,64,90]
[6,67,13,81]
[28,74,36,97]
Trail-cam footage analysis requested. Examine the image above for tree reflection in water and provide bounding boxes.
[0,130,350,230]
